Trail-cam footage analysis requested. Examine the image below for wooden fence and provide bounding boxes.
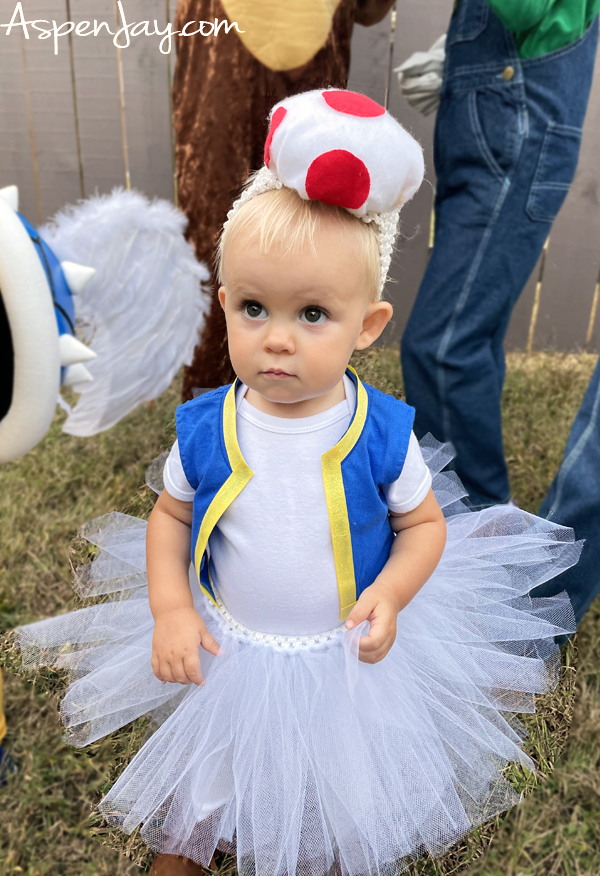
[1,0,599,351]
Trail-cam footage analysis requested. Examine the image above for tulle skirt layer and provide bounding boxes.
[17,440,581,875]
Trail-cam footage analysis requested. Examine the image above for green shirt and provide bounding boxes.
[485,0,600,58]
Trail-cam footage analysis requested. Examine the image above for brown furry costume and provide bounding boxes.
[174,0,396,399]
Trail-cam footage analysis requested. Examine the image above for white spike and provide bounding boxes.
[62,363,94,387]
[59,333,97,367]
[61,261,96,295]
[0,185,18,211]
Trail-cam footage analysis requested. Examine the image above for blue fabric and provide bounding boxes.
[177,384,231,601]
[401,0,598,508]
[533,355,600,624]
[17,213,77,385]
[175,373,415,604]
[0,746,17,787]
[342,382,415,599]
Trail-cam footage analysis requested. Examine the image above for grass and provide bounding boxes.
[0,350,599,875]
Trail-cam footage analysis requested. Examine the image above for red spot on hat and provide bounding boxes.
[322,90,385,118]
[305,150,370,210]
[264,106,287,167]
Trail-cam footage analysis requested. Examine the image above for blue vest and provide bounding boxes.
[176,368,415,621]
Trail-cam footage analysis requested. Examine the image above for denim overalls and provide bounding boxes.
[401,0,598,508]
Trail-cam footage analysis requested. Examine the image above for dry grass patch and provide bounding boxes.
[1,352,598,875]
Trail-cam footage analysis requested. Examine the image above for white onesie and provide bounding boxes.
[164,376,432,635]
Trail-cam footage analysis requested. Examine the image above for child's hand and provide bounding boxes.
[345,583,400,664]
[344,490,447,664]
[151,607,220,685]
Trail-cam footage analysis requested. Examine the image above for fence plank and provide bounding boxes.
[115,0,176,201]
[66,0,126,202]
[17,1,82,221]
[0,2,39,223]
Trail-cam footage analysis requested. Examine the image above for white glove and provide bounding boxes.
[395,34,446,117]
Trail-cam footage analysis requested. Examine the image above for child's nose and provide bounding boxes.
[264,321,295,354]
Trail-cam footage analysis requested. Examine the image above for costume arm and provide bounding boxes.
[147,489,195,617]
[355,0,397,27]
[147,489,220,685]
[345,489,446,663]
[485,0,552,33]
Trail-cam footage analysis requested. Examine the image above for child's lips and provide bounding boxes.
[262,369,294,379]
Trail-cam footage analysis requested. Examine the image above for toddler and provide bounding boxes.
[19,90,579,876]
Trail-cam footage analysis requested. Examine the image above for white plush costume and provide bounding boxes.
[0,186,210,463]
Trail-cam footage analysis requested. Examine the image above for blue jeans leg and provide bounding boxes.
[402,87,547,508]
[401,12,598,509]
[534,356,600,624]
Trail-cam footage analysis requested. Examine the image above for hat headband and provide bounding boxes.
[224,90,424,293]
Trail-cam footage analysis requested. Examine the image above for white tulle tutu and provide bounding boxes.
[17,439,581,875]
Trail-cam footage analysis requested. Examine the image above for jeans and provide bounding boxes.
[401,0,599,508]
[532,356,600,624]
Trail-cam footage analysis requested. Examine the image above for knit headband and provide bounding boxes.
[224,89,425,293]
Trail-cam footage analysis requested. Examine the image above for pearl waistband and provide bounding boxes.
[205,595,346,652]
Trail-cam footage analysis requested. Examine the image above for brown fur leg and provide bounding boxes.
[173,0,357,399]
[150,853,216,874]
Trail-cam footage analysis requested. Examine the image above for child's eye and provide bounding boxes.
[243,301,268,319]
[301,307,327,325]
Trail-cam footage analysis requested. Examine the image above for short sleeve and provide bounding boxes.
[383,432,432,514]
[163,440,196,502]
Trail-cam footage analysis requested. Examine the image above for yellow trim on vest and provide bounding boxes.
[321,368,368,621]
[193,380,253,604]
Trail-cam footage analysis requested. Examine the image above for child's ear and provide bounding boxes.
[355,301,393,350]
[218,286,227,310]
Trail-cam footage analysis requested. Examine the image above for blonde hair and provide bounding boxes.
[217,185,382,301]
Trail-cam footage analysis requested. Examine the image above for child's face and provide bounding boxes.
[218,221,392,416]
